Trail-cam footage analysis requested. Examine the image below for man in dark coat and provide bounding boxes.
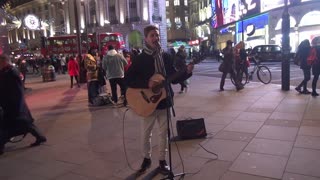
[0,54,46,155]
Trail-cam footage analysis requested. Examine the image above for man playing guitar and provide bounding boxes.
[125,25,193,175]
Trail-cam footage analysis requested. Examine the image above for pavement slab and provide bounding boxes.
[1,72,320,180]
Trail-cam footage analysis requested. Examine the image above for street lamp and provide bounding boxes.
[81,0,89,51]
[239,4,247,42]
[73,0,82,57]
[281,0,291,91]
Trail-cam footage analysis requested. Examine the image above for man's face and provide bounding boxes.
[145,29,160,50]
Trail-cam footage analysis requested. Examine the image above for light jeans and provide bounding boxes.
[142,109,168,160]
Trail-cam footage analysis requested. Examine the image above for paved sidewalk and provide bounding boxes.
[1,74,320,180]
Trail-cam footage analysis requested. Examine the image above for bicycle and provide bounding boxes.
[231,59,272,85]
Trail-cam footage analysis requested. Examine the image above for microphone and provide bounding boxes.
[153,41,162,56]
[156,41,161,50]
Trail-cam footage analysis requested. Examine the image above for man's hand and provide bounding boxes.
[187,64,194,74]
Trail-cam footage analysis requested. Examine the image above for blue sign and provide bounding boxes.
[236,13,269,34]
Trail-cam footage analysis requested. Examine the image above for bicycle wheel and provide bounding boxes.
[231,68,248,86]
[257,65,272,84]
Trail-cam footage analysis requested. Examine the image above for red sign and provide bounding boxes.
[188,40,199,46]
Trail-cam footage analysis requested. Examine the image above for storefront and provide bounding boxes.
[298,11,320,45]
[268,1,320,52]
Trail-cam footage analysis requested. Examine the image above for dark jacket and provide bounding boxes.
[174,50,187,71]
[125,50,192,109]
[0,65,33,129]
[297,46,311,70]
[222,47,234,73]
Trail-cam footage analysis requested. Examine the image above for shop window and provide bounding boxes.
[175,17,181,29]
[174,0,180,6]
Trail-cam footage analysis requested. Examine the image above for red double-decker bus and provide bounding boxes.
[45,32,125,56]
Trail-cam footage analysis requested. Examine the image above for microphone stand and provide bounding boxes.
[156,45,185,180]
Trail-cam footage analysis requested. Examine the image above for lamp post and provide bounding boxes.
[281,0,290,91]
[73,0,82,57]
[81,0,89,52]
[240,4,247,42]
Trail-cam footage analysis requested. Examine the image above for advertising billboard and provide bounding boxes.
[213,0,241,28]
[243,0,261,18]
[212,0,262,28]
[261,0,318,12]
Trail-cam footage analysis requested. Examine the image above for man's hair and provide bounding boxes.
[0,54,10,63]
[108,45,114,50]
[144,25,159,37]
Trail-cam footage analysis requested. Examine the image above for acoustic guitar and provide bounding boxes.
[126,56,201,117]
[126,74,166,117]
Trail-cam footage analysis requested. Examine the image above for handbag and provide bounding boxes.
[176,118,207,140]
[218,62,225,72]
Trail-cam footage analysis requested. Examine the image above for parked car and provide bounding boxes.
[248,45,294,62]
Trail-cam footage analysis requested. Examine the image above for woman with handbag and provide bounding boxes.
[219,40,243,91]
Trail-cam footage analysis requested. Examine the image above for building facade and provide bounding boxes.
[5,0,167,53]
[213,0,320,51]
[166,0,190,48]
[189,0,213,53]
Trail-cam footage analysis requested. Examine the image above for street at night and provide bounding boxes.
[193,58,320,89]
[2,0,320,179]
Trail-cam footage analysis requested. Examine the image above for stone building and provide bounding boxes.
[6,0,167,53]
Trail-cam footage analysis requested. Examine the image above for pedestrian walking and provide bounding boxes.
[174,45,189,93]
[67,56,80,88]
[295,39,312,94]
[219,40,243,91]
[0,54,46,155]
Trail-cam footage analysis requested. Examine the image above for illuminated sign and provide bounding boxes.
[236,13,268,34]
[261,0,318,12]
[244,0,261,18]
[24,15,40,30]
[246,24,256,36]
[188,40,199,45]
[222,0,240,24]
[212,0,261,28]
